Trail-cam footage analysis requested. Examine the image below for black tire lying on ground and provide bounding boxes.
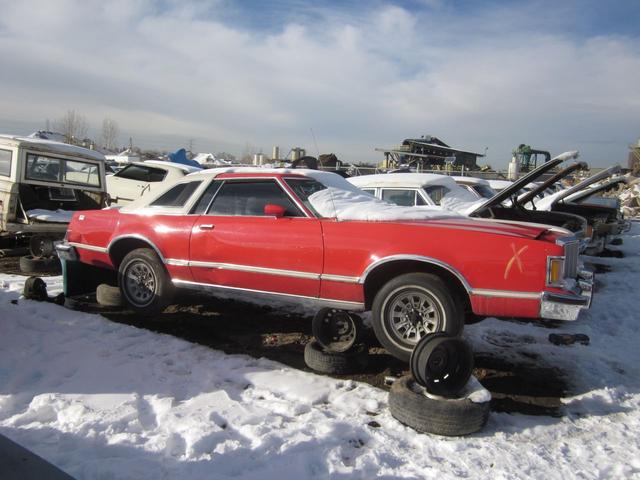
[96,283,123,307]
[304,340,369,374]
[23,276,48,301]
[389,375,490,436]
[19,255,61,274]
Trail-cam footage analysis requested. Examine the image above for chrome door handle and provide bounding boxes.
[200,224,215,230]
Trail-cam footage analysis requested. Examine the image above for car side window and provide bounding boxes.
[381,189,417,206]
[0,149,11,177]
[207,180,303,217]
[191,180,222,214]
[150,181,202,207]
[423,186,450,205]
[361,188,376,196]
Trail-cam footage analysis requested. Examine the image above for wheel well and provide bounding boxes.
[363,260,470,311]
[109,238,160,269]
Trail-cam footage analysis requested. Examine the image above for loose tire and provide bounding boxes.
[410,334,473,397]
[312,308,362,353]
[303,340,369,374]
[389,375,490,436]
[96,283,123,307]
[118,248,173,315]
[19,255,61,274]
[372,273,464,362]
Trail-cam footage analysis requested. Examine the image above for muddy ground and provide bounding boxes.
[2,254,580,416]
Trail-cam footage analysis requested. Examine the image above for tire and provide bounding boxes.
[96,283,123,307]
[410,334,473,397]
[118,248,173,315]
[29,235,55,257]
[371,273,464,362]
[23,276,48,301]
[304,340,369,374]
[19,255,61,274]
[389,375,490,436]
[312,308,362,353]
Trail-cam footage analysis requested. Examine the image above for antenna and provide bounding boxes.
[310,128,320,156]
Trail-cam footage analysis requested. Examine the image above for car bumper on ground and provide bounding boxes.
[540,269,594,321]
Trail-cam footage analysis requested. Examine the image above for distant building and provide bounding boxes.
[105,148,141,164]
[376,135,484,170]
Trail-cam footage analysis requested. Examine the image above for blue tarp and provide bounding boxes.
[169,148,201,169]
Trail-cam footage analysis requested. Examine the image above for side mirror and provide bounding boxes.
[264,204,285,218]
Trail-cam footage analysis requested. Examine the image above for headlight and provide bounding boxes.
[547,257,564,287]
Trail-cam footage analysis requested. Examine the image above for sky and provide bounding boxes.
[0,0,639,168]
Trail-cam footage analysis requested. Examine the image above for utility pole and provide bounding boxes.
[188,139,194,153]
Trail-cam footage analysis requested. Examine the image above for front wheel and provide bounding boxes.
[371,273,464,362]
[118,248,173,315]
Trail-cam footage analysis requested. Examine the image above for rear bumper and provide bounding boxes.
[55,242,78,261]
[539,269,593,321]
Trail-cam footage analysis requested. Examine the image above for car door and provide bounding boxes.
[189,178,324,298]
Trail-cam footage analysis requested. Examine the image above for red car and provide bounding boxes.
[57,168,593,361]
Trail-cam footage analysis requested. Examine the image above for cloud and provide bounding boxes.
[0,0,638,166]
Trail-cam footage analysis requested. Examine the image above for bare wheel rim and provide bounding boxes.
[384,286,445,347]
[123,260,157,307]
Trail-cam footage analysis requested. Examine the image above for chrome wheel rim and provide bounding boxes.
[124,260,157,307]
[385,287,444,345]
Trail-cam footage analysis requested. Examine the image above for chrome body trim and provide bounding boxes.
[359,255,472,292]
[172,279,365,311]
[165,259,360,283]
[188,260,320,280]
[165,258,189,267]
[320,273,361,284]
[470,289,541,300]
[68,242,108,253]
[107,234,166,263]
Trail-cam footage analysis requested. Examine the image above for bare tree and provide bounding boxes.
[53,110,89,144]
[101,118,119,151]
[240,142,257,164]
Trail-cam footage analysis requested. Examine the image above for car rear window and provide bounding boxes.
[0,149,11,177]
[115,164,167,182]
[150,181,202,207]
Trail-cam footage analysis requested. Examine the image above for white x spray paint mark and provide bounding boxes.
[504,244,528,280]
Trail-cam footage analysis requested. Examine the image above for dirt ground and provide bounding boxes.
[2,253,572,416]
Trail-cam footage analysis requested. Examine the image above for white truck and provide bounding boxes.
[0,134,107,270]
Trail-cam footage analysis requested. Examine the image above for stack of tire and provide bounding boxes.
[389,334,490,436]
[304,308,369,374]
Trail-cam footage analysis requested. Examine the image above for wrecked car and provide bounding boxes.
[57,168,593,362]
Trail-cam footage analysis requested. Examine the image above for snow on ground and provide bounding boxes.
[2,227,640,479]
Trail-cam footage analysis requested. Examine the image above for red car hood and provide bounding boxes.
[400,217,557,240]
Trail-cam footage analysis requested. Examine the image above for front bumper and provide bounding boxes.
[539,268,593,321]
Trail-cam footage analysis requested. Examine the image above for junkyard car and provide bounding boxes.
[58,168,593,361]
[348,164,590,241]
[106,160,201,205]
[0,134,107,254]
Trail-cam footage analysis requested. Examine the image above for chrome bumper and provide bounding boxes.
[55,242,78,262]
[540,269,593,321]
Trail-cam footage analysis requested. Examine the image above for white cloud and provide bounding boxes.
[0,0,638,166]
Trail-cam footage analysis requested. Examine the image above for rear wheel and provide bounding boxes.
[118,248,173,315]
[371,273,463,362]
